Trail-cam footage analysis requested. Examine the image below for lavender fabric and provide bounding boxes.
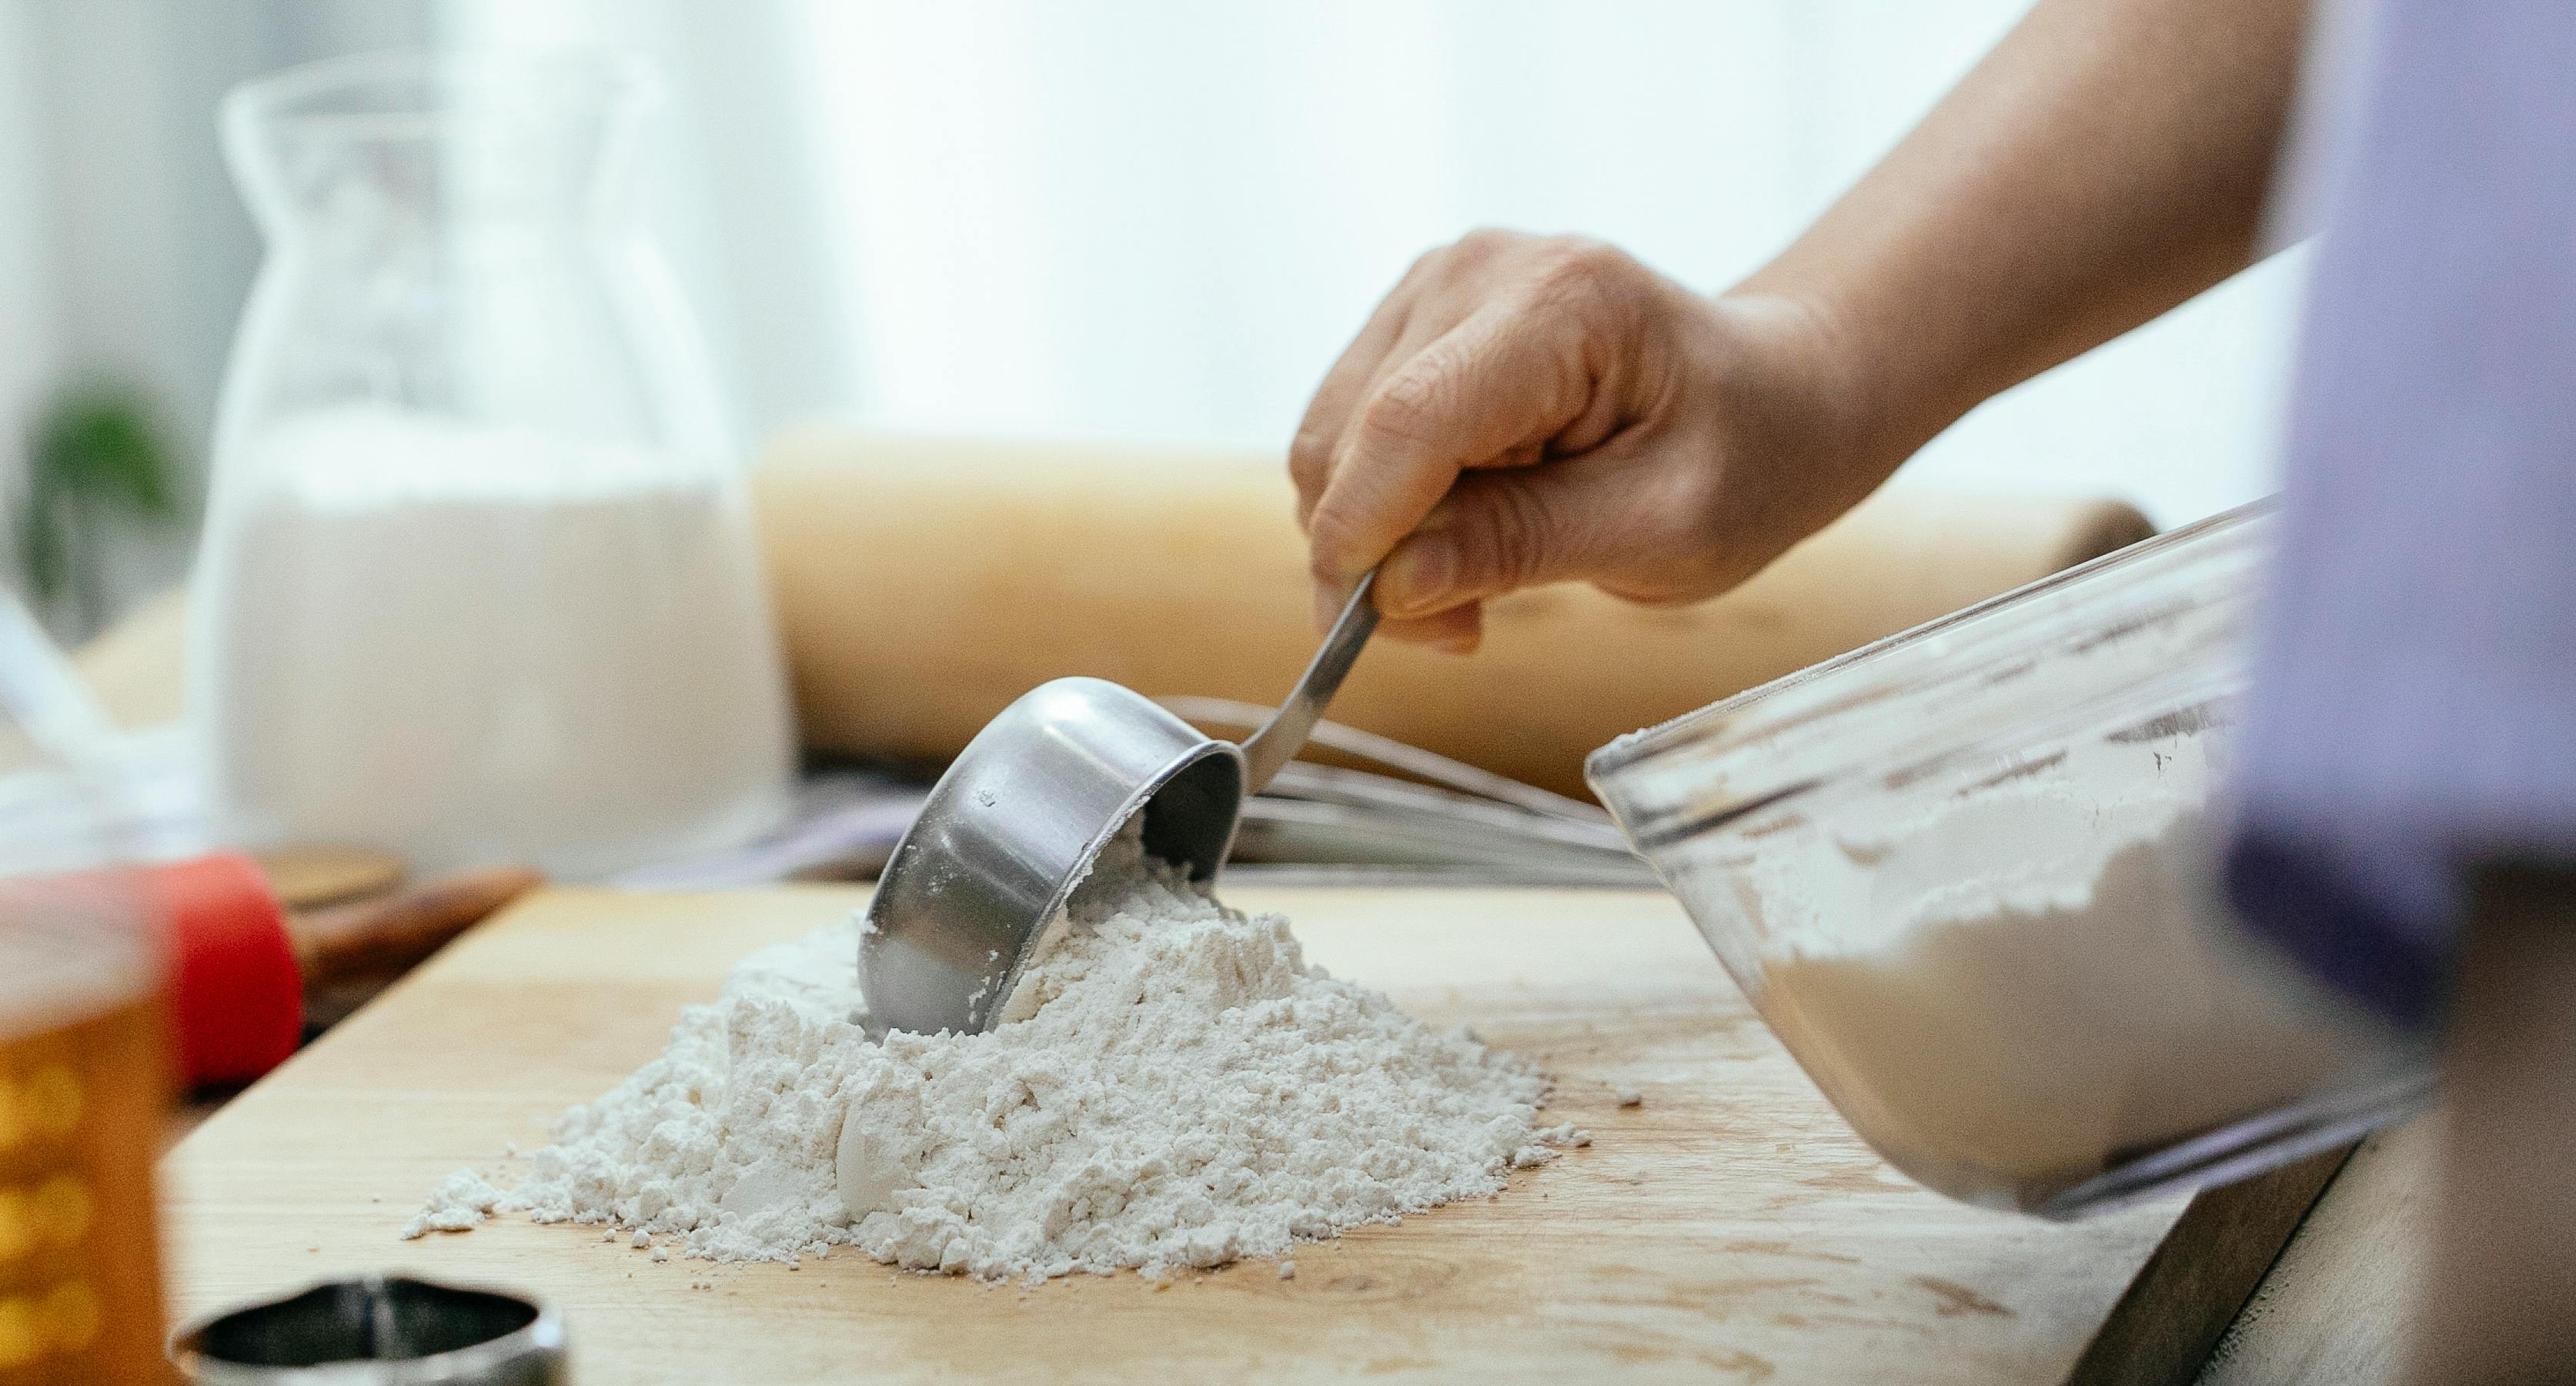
[2224,0,2576,1029]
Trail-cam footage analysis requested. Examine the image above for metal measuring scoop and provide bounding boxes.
[858,572,1380,1036]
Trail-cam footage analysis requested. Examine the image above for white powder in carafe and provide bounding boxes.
[433,823,1582,1281]
[192,406,792,877]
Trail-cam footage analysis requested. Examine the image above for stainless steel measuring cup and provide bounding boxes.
[859,573,1379,1035]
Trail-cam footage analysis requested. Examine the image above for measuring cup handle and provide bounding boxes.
[1239,569,1380,795]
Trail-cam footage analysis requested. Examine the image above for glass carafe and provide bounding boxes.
[193,51,794,879]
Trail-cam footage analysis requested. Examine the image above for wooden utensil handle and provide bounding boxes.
[289,867,543,987]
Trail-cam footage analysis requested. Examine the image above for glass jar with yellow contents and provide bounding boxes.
[0,597,172,1384]
[0,904,165,1384]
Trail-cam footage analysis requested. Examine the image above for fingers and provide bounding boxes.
[1373,461,1645,620]
[1310,573,1483,653]
[1380,605,1483,655]
[1303,287,1598,591]
[1289,259,1433,529]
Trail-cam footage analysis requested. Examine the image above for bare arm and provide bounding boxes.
[2414,866,2576,1381]
[1293,0,2310,650]
[1746,0,2311,476]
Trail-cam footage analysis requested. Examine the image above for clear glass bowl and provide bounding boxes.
[1588,502,2433,1217]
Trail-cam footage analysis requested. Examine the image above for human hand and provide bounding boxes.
[1290,229,1878,653]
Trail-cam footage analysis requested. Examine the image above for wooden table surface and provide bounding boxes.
[161,883,2345,1384]
[2193,1121,2429,1384]
[88,590,2412,1381]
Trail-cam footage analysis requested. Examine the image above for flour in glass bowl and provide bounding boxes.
[1747,731,2369,1207]
[413,820,1584,1280]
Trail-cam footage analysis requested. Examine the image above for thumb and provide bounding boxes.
[1374,468,1616,620]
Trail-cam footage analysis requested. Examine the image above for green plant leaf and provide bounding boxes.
[29,381,179,517]
[15,376,185,610]
[18,473,63,601]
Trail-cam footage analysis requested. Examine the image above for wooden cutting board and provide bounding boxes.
[160,884,2333,1384]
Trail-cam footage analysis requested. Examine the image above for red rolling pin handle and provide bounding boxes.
[145,853,303,1087]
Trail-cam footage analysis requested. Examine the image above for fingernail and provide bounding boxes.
[1384,536,1458,617]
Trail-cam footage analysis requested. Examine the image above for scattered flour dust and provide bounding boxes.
[400,1169,503,1239]
[409,821,1582,1280]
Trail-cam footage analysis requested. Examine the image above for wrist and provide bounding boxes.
[1705,286,1912,502]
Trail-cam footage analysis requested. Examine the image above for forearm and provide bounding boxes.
[1741,0,2310,480]
[2412,864,2576,1382]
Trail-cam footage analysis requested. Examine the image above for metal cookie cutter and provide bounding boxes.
[169,1275,565,1384]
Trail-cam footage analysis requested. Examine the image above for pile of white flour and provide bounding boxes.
[413,825,1578,1279]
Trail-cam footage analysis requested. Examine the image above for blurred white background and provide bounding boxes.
[0,0,2301,633]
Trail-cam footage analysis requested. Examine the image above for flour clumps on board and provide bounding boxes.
[428,820,1578,1280]
[399,1168,503,1239]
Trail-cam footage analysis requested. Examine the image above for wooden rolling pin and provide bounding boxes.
[757,431,2154,800]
